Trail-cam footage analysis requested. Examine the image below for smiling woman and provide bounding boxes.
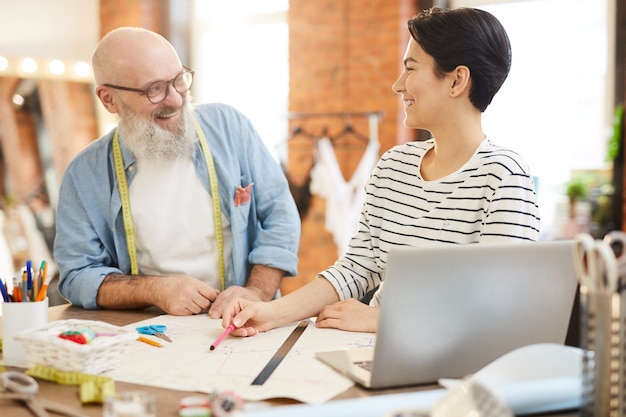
[217,6,541,337]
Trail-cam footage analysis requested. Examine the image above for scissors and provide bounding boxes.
[574,232,618,294]
[0,371,87,417]
[136,324,173,342]
[603,230,626,288]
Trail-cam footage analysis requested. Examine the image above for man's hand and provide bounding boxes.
[209,286,264,318]
[316,299,379,332]
[154,277,220,315]
[208,264,284,318]
[97,275,219,315]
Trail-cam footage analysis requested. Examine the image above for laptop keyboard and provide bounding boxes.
[354,360,373,372]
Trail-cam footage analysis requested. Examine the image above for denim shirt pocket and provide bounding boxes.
[232,177,253,223]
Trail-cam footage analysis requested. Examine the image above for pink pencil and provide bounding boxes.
[210,323,236,351]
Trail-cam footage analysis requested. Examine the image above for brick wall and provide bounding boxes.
[38,81,99,183]
[0,78,43,204]
[281,0,419,294]
[99,0,169,36]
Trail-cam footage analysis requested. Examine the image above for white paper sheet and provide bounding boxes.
[475,343,583,415]
[469,343,583,385]
[105,315,375,404]
[440,343,584,415]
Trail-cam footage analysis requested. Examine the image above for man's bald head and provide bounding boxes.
[92,27,181,86]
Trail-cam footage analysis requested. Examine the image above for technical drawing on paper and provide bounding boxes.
[106,315,376,404]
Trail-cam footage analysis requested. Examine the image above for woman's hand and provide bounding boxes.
[316,299,379,332]
[221,297,278,337]
[220,277,345,336]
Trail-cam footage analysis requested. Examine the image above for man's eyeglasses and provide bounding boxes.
[103,66,194,104]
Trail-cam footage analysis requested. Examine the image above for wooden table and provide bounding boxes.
[1,305,580,416]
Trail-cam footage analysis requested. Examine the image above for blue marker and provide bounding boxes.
[0,279,9,302]
[26,260,32,289]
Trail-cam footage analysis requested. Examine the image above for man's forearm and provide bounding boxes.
[245,264,285,301]
[96,274,155,309]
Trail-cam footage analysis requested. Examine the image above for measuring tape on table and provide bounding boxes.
[112,118,226,289]
[26,365,115,404]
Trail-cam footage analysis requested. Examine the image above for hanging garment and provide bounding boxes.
[0,210,15,285]
[310,138,379,256]
[281,161,314,220]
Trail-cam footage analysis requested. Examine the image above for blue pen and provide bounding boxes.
[0,279,9,302]
[26,260,33,292]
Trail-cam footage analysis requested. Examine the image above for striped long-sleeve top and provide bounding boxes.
[318,137,541,306]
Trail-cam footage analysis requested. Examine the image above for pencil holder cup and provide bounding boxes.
[576,231,626,417]
[2,297,49,367]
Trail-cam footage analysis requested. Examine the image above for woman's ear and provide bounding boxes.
[95,85,119,114]
[449,65,471,98]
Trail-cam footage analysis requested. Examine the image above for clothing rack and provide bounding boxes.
[287,111,384,120]
[287,111,383,144]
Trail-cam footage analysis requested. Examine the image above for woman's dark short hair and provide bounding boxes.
[408,7,512,112]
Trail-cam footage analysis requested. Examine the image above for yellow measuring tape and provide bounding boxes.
[112,118,225,289]
[26,365,115,404]
[195,120,225,290]
[112,134,138,276]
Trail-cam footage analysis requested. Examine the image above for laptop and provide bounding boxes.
[316,240,578,389]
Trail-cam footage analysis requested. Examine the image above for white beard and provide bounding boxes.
[118,99,197,162]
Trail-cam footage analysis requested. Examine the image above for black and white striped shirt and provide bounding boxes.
[318,138,541,305]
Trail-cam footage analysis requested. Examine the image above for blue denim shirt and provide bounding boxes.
[54,103,300,309]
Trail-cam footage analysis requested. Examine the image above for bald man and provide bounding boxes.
[54,27,300,316]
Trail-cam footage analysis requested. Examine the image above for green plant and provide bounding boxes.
[565,174,591,202]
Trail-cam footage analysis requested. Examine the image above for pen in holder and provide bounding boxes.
[576,232,623,417]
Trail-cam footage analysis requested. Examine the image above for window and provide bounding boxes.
[191,0,289,161]
[450,0,613,238]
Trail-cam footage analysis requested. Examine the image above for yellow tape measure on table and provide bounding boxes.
[26,365,115,404]
[112,118,225,289]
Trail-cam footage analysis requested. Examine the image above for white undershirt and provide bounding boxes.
[129,157,231,289]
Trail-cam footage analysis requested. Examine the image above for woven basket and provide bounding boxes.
[14,319,137,374]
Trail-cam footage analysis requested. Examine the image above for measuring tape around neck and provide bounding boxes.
[194,120,225,290]
[112,118,225,289]
[112,133,138,276]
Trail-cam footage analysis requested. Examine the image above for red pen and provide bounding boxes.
[210,323,236,351]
